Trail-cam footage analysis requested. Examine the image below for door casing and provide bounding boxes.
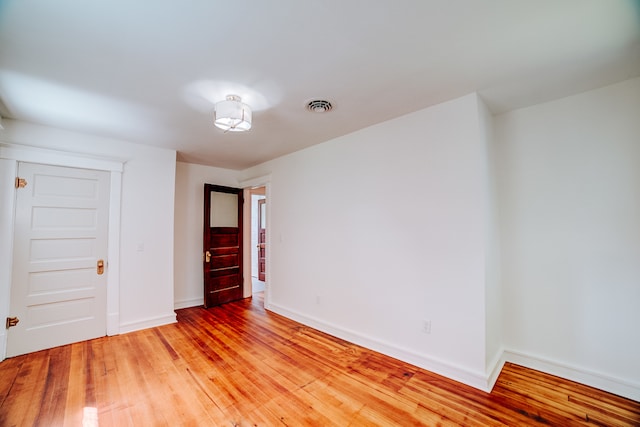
[0,143,123,361]
[257,198,266,282]
[239,175,271,308]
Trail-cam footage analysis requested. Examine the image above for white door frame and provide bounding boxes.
[0,143,123,360]
[239,174,271,309]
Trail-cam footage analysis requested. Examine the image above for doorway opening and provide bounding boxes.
[250,187,266,295]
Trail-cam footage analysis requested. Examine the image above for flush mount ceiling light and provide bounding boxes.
[214,95,252,132]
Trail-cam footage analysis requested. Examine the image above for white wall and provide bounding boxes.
[478,96,503,380]
[239,93,498,390]
[495,77,640,400]
[173,161,240,309]
[0,120,177,334]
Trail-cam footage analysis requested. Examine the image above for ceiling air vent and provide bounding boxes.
[306,99,333,113]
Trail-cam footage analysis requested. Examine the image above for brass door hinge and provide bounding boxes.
[15,177,27,188]
[6,316,19,329]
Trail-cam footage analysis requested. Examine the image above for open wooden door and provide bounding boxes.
[203,184,243,308]
[257,198,266,282]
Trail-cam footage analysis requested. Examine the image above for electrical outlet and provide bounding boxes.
[422,320,431,334]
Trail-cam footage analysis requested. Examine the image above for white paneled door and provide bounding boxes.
[7,163,110,357]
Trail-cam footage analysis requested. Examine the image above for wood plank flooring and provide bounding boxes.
[1,293,638,426]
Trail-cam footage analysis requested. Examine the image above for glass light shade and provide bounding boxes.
[214,95,252,132]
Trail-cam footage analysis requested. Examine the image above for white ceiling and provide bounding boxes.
[0,1,638,169]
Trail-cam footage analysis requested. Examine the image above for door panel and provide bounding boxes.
[257,198,266,282]
[203,184,243,308]
[211,254,239,269]
[8,162,110,357]
[211,228,239,247]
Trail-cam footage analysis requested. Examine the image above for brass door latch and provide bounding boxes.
[97,259,105,275]
[204,251,211,262]
[6,317,19,329]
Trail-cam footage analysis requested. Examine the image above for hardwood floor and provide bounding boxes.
[1,294,638,426]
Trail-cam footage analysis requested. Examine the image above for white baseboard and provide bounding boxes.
[486,348,507,391]
[119,312,177,334]
[0,331,5,361]
[268,303,494,392]
[106,312,119,336]
[174,297,203,310]
[503,349,640,402]
[265,304,640,401]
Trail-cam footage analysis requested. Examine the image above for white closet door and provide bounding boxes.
[7,162,109,357]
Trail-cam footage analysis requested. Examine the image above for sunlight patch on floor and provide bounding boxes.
[83,407,99,427]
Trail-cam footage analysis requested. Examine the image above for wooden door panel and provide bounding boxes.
[211,229,238,245]
[207,272,239,286]
[205,272,241,306]
[211,254,239,269]
[211,246,238,256]
[258,198,266,282]
[203,184,243,308]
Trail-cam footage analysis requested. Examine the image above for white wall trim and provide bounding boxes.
[107,313,120,335]
[268,302,494,392]
[0,142,124,359]
[118,313,177,334]
[242,188,253,299]
[239,174,272,309]
[174,297,203,310]
[106,171,122,335]
[486,347,507,391]
[0,159,17,361]
[0,142,124,172]
[238,174,272,189]
[263,182,272,310]
[261,303,640,400]
[503,349,640,402]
